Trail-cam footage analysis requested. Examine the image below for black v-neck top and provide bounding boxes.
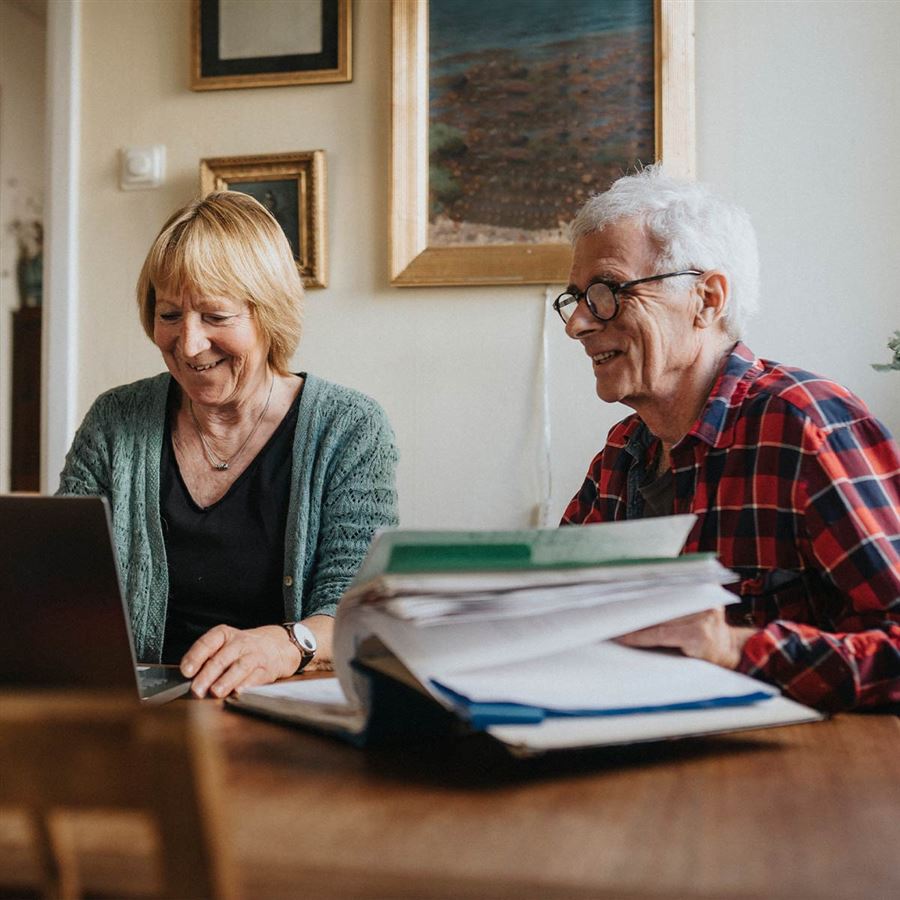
[160,378,304,664]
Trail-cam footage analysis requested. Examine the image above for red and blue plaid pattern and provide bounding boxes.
[562,343,900,712]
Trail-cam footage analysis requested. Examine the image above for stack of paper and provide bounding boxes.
[229,516,822,753]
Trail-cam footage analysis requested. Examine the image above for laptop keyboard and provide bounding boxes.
[137,666,190,697]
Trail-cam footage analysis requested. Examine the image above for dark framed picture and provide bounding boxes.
[200,151,327,288]
[191,0,351,90]
[390,0,696,286]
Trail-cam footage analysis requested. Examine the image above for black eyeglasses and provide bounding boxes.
[553,270,704,324]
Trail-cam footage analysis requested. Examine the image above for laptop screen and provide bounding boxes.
[0,495,141,691]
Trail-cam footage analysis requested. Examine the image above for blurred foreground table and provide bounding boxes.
[1,703,898,899]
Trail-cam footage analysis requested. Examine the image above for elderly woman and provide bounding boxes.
[59,192,398,697]
[556,165,900,712]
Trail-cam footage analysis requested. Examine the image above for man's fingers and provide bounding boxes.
[617,624,683,648]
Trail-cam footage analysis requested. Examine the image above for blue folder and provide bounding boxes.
[431,681,774,730]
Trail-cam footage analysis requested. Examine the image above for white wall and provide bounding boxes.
[0,0,46,492]
[695,0,900,435]
[66,0,900,528]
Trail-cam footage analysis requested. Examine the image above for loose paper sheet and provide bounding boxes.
[431,642,776,710]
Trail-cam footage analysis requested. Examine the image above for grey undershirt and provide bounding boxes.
[638,467,675,518]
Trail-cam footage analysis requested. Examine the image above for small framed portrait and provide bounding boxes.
[200,151,327,289]
[191,0,351,90]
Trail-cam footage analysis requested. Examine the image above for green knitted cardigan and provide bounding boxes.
[57,372,399,662]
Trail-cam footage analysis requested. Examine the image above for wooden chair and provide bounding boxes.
[0,691,238,900]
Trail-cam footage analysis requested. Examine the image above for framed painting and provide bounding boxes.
[200,151,328,289]
[191,0,351,90]
[390,0,695,286]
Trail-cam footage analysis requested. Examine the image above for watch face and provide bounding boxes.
[290,623,317,654]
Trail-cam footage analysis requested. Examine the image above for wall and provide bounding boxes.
[0,0,46,492]
[696,0,900,431]
[70,0,900,527]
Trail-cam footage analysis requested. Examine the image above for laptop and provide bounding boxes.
[0,494,191,704]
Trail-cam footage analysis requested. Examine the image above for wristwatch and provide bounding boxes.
[282,621,317,673]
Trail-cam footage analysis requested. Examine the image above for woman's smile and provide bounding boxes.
[154,290,270,410]
[186,359,225,372]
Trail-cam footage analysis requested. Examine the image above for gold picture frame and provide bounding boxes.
[390,0,696,287]
[200,151,327,289]
[191,0,351,91]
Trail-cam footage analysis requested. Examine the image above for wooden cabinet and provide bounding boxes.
[10,307,41,491]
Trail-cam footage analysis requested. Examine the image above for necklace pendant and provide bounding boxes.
[189,373,274,476]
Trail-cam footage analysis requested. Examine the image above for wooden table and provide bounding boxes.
[2,705,898,899]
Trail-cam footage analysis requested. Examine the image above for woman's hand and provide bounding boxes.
[180,614,334,698]
[616,607,756,670]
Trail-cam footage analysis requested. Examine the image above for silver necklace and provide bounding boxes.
[189,374,275,471]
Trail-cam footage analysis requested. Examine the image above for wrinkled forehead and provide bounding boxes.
[569,218,660,285]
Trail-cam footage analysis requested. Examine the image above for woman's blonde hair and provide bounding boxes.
[136,191,303,374]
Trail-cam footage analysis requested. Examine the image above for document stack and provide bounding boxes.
[227,516,821,754]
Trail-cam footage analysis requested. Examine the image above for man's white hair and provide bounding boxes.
[570,165,760,339]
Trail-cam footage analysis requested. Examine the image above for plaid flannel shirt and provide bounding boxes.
[562,343,900,712]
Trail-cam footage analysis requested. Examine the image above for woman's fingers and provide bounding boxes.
[183,625,289,697]
[205,651,265,699]
[180,624,232,678]
[188,632,247,697]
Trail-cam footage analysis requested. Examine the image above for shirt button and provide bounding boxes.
[283,575,293,587]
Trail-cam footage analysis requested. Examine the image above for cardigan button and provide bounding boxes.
[283,575,293,587]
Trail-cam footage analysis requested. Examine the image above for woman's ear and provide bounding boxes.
[694,270,729,329]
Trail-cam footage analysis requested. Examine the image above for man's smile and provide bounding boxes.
[591,350,623,366]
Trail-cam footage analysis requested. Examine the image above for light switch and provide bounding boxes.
[120,145,166,190]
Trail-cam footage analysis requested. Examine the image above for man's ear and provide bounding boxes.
[694,270,729,329]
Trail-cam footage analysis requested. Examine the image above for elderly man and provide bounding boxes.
[557,166,900,712]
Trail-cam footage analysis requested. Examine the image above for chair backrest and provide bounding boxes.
[0,691,238,900]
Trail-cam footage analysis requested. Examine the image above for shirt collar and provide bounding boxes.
[685,341,763,449]
[623,419,655,463]
[620,342,763,461]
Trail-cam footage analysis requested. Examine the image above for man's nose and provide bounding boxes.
[564,297,603,340]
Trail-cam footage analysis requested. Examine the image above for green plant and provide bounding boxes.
[872,330,900,372]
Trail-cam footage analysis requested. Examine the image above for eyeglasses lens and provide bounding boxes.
[585,283,616,320]
[557,296,577,322]
[556,283,617,323]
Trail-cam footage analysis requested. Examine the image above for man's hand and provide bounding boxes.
[180,614,334,698]
[616,607,756,670]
